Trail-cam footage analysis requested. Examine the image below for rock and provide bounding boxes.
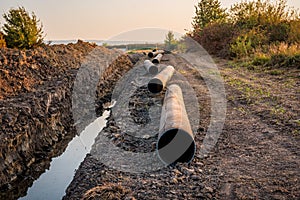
[191,175,201,181]
[173,169,182,176]
[183,167,195,174]
[172,178,179,184]
[81,183,132,200]
[204,186,214,193]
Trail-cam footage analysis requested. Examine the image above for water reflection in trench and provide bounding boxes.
[19,110,110,200]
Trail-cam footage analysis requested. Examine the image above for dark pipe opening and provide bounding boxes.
[152,59,159,64]
[148,78,163,93]
[148,52,154,58]
[157,129,195,165]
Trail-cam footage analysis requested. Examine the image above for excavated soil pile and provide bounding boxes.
[0,41,135,199]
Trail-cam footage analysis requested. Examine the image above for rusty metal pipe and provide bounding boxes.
[148,50,164,58]
[147,65,175,93]
[157,84,196,165]
[143,60,159,75]
[152,53,163,64]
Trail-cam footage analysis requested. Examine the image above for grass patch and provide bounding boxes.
[252,54,270,66]
[226,76,273,105]
[253,43,300,68]
[268,69,284,75]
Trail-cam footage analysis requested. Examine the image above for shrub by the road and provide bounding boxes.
[253,43,300,68]
[190,0,300,67]
[195,23,236,58]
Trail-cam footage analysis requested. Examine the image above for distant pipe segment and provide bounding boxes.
[148,50,164,58]
[157,84,196,165]
[152,54,163,64]
[143,60,159,75]
[147,65,175,93]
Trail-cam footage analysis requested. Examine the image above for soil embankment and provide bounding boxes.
[0,41,135,199]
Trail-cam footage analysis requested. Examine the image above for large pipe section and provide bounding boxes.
[148,50,164,58]
[143,60,159,75]
[157,84,196,165]
[147,65,175,94]
[152,53,163,64]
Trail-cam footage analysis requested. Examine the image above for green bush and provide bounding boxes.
[191,0,300,60]
[192,22,236,58]
[230,0,297,29]
[288,20,300,43]
[229,0,298,45]
[267,22,290,43]
[268,54,288,67]
[252,54,270,66]
[261,50,300,68]
[230,34,253,58]
[284,54,300,68]
[230,28,269,57]
[2,7,44,49]
[252,43,300,67]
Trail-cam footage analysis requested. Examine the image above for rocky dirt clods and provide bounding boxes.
[0,41,134,199]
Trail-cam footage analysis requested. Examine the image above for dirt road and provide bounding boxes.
[64,53,300,199]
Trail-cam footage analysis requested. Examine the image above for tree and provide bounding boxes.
[2,7,44,49]
[164,31,178,51]
[192,0,227,30]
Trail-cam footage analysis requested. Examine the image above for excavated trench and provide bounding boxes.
[0,42,135,199]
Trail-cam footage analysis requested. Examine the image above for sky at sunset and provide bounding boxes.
[0,0,299,41]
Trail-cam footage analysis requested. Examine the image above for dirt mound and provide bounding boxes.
[0,40,95,100]
[0,42,136,199]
